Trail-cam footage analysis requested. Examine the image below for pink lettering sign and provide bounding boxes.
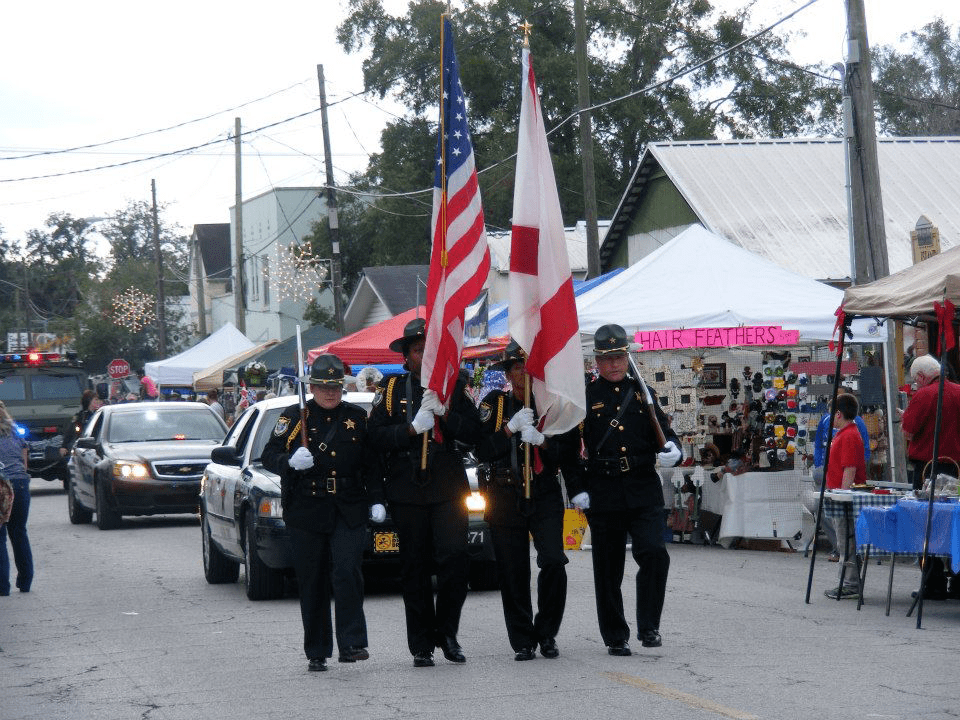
[633,326,800,351]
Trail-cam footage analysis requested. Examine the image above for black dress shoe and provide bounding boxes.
[912,588,948,601]
[514,647,536,661]
[438,635,466,663]
[607,641,631,656]
[338,646,370,662]
[308,658,328,672]
[539,638,559,659]
[413,652,435,667]
[640,630,662,648]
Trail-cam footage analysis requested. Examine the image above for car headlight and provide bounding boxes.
[113,461,150,479]
[258,497,283,518]
[465,491,486,513]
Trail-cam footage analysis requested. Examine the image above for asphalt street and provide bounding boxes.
[3,478,960,720]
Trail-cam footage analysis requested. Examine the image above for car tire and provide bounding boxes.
[95,476,122,530]
[243,512,284,601]
[66,476,92,525]
[468,559,499,591]
[202,510,240,584]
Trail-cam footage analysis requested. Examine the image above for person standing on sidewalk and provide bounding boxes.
[569,324,682,655]
[0,401,32,596]
[475,340,578,661]
[262,354,385,672]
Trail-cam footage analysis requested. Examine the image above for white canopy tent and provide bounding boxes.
[144,322,255,387]
[576,225,884,343]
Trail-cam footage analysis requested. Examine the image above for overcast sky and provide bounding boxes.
[2,0,959,247]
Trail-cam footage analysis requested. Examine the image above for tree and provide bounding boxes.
[335,0,837,259]
[873,18,960,136]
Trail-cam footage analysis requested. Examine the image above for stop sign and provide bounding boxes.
[107,358,131,378]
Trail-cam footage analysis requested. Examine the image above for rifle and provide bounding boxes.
[628,353,667,449]
[295,325,308,447]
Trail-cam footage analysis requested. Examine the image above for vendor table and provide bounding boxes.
[822,491,908,613]
[712,470,806,547]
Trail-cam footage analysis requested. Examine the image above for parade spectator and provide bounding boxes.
[205,388,225,420]
[262,354,384,672]
[0,402,32,595]
[824,393,867,600]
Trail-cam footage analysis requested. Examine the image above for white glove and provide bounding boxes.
[571,492,590,511]
[370,503,386,523]
[520,425,545,446]
[288,446,314,471]
[506,407,534,433]
[657,441,682,467]
[411,407,434,434]
[421,389,446,416]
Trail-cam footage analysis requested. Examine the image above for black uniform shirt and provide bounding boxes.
[575,376,680,511]
[262,398,383,532]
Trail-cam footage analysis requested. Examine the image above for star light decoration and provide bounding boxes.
[271,243,329,302]
[112,287,156,332]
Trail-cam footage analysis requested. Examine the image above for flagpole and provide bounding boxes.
[523,374,532,499]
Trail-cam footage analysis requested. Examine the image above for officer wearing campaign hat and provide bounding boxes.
[475,338,579,661]
[262,353,385,672]
[566,323,682,655]
[368,316,482,668]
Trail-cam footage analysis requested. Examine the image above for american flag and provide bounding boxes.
[422,16,491,404]
[508,45,586,435]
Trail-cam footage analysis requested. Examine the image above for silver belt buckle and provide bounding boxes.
[326,477,337,494]
[619,457,630,472]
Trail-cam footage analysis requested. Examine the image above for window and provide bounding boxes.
[249,255,260,301]
[31,374,85,400]
[262,256,270,306]
[0,376,26,401]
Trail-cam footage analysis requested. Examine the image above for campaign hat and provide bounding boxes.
[593,324,629,355]
[389,318,427,354]
[301,354,345,386]
[492,339,526,371]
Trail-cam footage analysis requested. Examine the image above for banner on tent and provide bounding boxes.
[634,325,800,351]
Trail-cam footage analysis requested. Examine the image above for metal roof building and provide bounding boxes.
[601,137,960,283]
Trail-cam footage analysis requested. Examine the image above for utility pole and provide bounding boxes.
[317,64,344,334]
[151,179,168,358]
[193,233,207,337]
[574,0,601,278]
[844,0,904,481]
[233,117,246,334]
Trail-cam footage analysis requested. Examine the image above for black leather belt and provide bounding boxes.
[590,456,643,474]
[489,467,518,486]
[302,477,339,496]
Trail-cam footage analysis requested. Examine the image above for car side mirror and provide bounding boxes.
[211,445,241,467]
[75,437,96,450]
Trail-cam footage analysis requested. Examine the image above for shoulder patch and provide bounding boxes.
[373,387,384,407]
[272,416,290,437]
[479,402,492,423]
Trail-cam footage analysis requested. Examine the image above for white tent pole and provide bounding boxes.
[881,337,898,481]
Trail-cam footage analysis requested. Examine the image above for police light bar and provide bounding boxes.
[0,351,80,367]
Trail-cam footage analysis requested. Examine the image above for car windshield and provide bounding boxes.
[107,407,225,443]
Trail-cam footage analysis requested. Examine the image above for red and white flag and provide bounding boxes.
[509,45,586,435]
[422,17,491,404]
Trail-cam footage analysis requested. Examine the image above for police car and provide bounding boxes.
[0,351,87,487]
[200,393,497,601]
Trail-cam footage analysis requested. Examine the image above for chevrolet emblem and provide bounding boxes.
[180,466,192,473]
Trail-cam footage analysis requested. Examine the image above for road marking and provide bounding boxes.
[604,672,759,719]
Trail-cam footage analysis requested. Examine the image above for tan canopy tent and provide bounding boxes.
[192,340,279,392]
[842,245,960,318]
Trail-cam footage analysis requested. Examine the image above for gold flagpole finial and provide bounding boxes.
[520,20,532,47]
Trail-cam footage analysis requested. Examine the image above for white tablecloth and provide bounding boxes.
[710,470,808,545]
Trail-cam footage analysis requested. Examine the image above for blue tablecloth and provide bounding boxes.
[856,498,960,571]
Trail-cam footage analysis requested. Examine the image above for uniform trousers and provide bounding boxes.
[0,475,32,595]
[287,516,367,660]
[587,503,669,645]
[390,498,469,655]
[489,492,568,651]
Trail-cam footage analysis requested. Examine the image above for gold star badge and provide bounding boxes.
[344,418,356,430]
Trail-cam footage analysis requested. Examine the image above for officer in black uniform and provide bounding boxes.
[262,354,385,673]
[475,340,578,661]
[569,324,682,655]
[367,318,481,668]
